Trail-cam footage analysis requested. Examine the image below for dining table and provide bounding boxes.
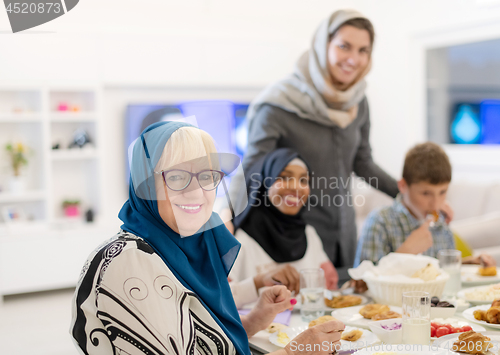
[247,282,500,355]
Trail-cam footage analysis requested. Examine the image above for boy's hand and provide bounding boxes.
[396,218,433,254]
[440,201,454,224]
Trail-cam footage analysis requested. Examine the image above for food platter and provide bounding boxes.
[293,291,369,311]
[461,265,500,287]
[457,284,500,305]
[331,305,403,329]
[433,331,500,355]
[462,305,500,330]
[269,325,379,349]
[353,347,449,355]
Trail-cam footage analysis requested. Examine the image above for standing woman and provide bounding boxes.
[234,10,399,283]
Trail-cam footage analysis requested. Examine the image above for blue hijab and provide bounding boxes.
[118,121,250,355]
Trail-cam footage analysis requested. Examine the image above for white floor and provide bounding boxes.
[0,288,79,355]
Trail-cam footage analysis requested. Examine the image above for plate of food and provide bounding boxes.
[294,291,369,311]
[457,284,500,305]
[430,318,486,339]
[268,325,308,348]
[331,304,403,329]
[462,303,500,330]
[269,322,378,350]
[353,348,449,355]
[324,291,369,309]
[461,265,500,287]
[433,330,500,355]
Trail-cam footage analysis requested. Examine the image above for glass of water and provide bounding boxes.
[299,268,325,322]
[402,291,431,345]
[438,249,462,297]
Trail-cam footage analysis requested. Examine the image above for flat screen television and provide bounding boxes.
[124,101,249,182]
[450,100,500,145]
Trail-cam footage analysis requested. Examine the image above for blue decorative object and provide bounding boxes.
[480,100,500,145]
[178,101,236,157]
[451,104,481,144]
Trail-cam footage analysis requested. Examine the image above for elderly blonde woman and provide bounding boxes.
[70,121,344,355]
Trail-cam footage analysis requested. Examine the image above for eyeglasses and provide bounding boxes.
[155,169,225,191]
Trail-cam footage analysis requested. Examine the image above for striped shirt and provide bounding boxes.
[354,194,455,266]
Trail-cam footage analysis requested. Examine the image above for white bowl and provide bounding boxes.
[368,318,403,344]
[430,306,456,319]
[364,274,449,306]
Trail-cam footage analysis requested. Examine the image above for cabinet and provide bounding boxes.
[0,86,113,298]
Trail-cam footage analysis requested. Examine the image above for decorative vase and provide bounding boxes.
[9,176,25,194]
[64,205,80,217]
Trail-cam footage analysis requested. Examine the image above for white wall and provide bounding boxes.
[2,0,500,222]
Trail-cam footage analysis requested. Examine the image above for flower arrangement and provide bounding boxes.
[5,142,30,176]
[62,199,81,208]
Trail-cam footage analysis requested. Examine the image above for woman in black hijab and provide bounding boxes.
[230,148,339,293]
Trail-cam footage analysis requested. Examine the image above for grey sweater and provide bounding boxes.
[240,97,398,281]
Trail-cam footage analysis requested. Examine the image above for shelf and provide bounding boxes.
[0,113,42,122]
[50,112,97,122]
[0,190,46,203]
[50,148,98,161]
[0,85,103,298]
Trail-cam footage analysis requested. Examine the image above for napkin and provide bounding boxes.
[237,309,292,326]
[348,253,446,283]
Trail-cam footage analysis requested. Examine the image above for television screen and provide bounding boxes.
[124,101,249,182]
[450,101,500,145]
[450,103,481,144]
[481,100,500,145]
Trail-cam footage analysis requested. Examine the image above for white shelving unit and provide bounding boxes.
[0,85,115,299]
[0,190,46,203]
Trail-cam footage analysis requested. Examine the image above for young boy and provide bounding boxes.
[354,142,494,267]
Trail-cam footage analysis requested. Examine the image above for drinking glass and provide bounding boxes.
[438,249,462,297]
[299,268,325,322]
[402,291,431,345]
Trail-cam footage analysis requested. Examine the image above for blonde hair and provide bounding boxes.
[155,127,219,171]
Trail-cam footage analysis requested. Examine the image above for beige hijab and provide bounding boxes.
[247,9,372,129]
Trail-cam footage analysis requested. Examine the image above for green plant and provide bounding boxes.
[62,199,81,208]
[5,142,30,176]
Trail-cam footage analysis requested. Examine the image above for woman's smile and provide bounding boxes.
[175,203,203,214]
[283,194,302,206]
[339,63,355,74]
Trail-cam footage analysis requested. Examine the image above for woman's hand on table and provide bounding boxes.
[282,320,344,355]
[478,254,496,267]
[320,261,339,290]
[241,285,294,337]
[254,264,301,295]
[463,253,497,267]
[348,279,368,294]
